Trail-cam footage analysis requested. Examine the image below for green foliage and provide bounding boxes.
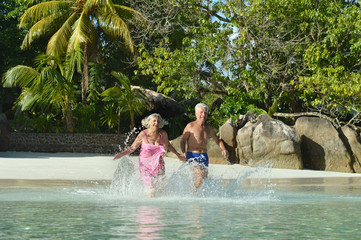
[19,0,138,55]
[11,112,64,133]
[297,1,361,121]
[30,112,62,133]
[100,103,120,132]
[87,62,105,103]
[163,114,191,139]
[101,71,146,132]
[135,0,361,127]
[72,103,102,133]
[0,0,39,110]
[222,98,266,116]
[208,94,267,129]
[17,0,142,104]
[5,0,361,133]
[2,54,77,132]
[136,14,232,99]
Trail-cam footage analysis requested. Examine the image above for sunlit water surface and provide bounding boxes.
[1,157,361,240]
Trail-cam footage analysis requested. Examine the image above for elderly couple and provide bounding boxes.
[113,103,229,197]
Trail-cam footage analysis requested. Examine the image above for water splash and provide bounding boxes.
[164,162,276,201]
[108,156,277,203]
[118,127,142,152]
[109,156,143,196]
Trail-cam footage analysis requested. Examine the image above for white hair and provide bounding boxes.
[141,113,168,128]
[195,103,209,113]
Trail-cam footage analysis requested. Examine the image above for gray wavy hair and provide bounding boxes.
[195,103,209,113]
[141,113,168,128]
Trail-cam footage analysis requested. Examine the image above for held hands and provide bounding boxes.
[177,153,186,162]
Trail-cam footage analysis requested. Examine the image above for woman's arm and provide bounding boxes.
[113,132,143,160]
[163,131,186,161]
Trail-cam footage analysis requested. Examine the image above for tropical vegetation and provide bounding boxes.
[2,0,361,137]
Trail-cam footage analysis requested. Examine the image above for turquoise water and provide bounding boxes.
[1,160,361,239]
[1,187,361,239]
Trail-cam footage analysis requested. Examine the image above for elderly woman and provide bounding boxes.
[113,113,185,196]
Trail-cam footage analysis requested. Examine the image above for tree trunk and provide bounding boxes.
[65,97,74,133]
[130,108,135,130]
[82,43,89,105]
[117,111,121,134]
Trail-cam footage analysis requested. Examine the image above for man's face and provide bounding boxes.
[196,107,208,122]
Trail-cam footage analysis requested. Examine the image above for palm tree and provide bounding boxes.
[2,54,77,132]
[101,71,146,132]
[19,0,142,104]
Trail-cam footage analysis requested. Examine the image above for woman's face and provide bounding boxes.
[148,116,160,129]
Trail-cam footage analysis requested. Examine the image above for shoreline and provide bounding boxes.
[1,151,361,189]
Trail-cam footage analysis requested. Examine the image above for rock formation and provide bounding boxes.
[294,117,353,173]
[131,86,184,118]
[236,114,303,169]
[341,126,361,173]
[219,119,237,163]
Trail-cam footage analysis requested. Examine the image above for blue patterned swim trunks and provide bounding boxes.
[186,152,209,168]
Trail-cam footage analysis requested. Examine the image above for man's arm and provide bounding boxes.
[209,126,229,159]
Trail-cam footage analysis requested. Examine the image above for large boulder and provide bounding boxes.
[166,136,231,165]
[131,86,184,118]
[219,118,238,164]
[294,117,352,172]
[236,114,303,169]
[340,126,361,173]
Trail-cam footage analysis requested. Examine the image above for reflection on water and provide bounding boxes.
[191,205,205,239]
[136,206,162,240]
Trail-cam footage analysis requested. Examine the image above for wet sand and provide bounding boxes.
[1,151,361,189]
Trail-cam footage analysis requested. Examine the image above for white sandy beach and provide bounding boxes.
[2,151,361,183]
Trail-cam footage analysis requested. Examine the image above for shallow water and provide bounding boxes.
[1,159,361,239]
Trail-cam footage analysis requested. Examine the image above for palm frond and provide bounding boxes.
[97,10,134,52]
[100,103,120,128]
[37,66,68,110]
[132,98,146,115]
[17,89,38,111]
[65,49,84,78]
[111,71,131,92]
[101,86,123,100]
[39,66,64,86]
[34,54,63,70]
[2,65,40,88]
[67,12,94,52]
[83,0,109,14]
[133,88,146,101]
[113,4,144,22]
[47,12,79,59]
[20,1,72,29]
[21,14,58,50]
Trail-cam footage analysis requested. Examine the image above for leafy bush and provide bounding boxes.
[11,112,64,133]
[72,104,102,133]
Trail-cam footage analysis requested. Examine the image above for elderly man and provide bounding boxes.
[180,103,229,188]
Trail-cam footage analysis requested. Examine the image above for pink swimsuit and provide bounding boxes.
[138,130,166,188]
